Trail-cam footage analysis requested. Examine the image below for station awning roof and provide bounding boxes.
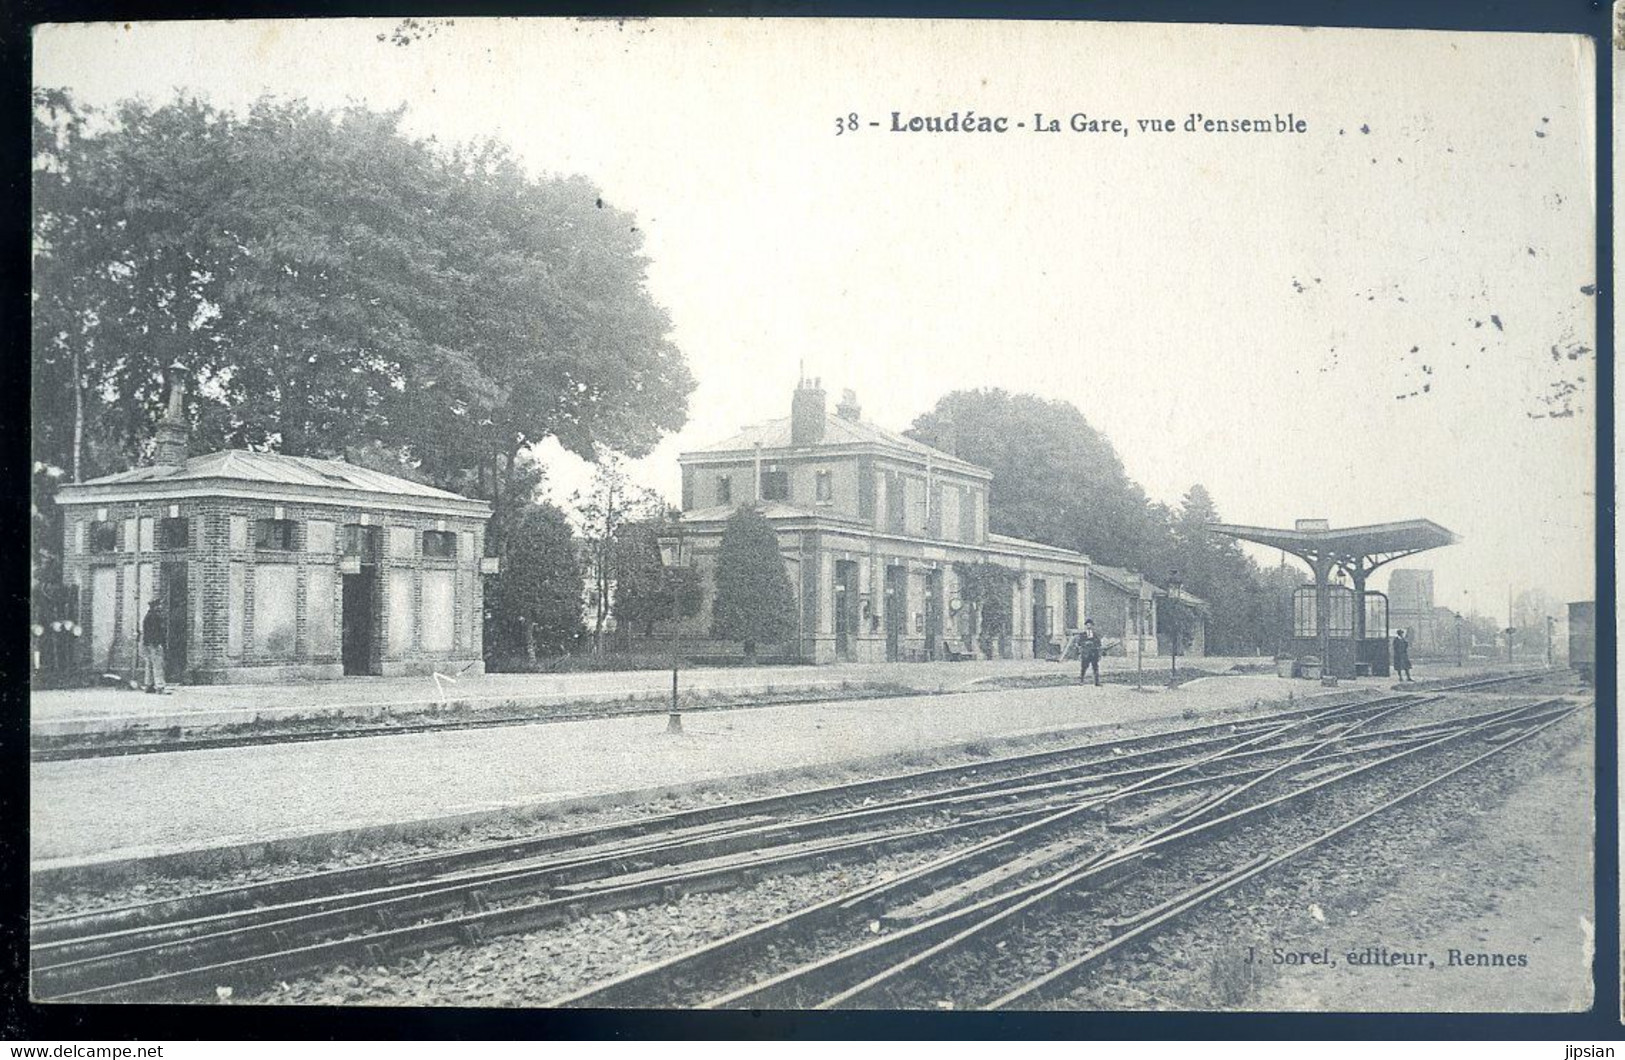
[1207,518,1458,573]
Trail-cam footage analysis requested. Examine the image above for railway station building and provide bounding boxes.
[54,378,496,684]
[671,380,1107,663]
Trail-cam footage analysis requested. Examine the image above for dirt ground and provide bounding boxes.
[1227,714,1593,1012]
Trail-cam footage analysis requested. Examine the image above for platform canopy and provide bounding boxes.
[1209,518,1459,676]
[1206,518,1459,579]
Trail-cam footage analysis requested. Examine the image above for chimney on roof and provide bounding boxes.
[836,388,862,422]
[153,360,190,469]
[791,377,826,447]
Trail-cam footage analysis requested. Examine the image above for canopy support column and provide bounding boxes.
[1313,553,1332,680]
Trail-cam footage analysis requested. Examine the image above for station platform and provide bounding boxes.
[32,664,1346,876]
[30,655,1269,738]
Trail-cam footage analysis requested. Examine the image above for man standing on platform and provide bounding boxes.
[1078,618,1103,687]
[141,598,168,694]
[1393,627,1413,683]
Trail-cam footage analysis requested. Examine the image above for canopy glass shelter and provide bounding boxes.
[1208,519,1458,679]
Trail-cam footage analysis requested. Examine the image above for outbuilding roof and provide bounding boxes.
[56,450,490,516]
[1089,563,1152,595]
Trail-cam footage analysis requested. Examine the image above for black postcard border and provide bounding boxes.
[1,0,1615,1042]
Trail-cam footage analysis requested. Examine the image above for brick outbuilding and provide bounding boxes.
[54,382,495,684]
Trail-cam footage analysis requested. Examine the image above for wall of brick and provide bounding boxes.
[60,495,488,684]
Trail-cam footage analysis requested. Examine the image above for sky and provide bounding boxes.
[34,18,1599,618]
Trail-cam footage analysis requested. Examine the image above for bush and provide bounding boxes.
[711,506,797,658]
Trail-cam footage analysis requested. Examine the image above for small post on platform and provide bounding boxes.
[1546,614,1555,668]
[1455,612,1464,668]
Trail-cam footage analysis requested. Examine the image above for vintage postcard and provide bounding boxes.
[28,18,1597,1014]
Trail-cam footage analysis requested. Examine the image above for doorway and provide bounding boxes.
[342,566,379,676]
[884,564,906,661]
[1031,578,1049,658]
[924,569,944,659]
[160,561,189,680]
[834,560,858,660]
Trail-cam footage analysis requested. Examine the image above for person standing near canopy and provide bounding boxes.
[1393,628,1413,683]
[1077,619,1103,687]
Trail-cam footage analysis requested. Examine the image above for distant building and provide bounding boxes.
[673,380,1101,663]
[54,373,496,684]
[1387,568,1438,653]
[1084,564,1207,658]
[1085,565,1155,654]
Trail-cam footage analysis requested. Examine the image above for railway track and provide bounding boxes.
[546,692,1579,1008]
[29,670,1574,1004]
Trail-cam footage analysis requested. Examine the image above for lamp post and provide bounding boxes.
[1546,614,1555,668]
[1455,612,1464,668]
[657,523,688,734]
[1167,571,1182,678]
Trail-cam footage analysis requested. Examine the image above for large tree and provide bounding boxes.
[908,391,1283,655]
[1166,484,1263,655]
[710,506,797,659]
[31,88,694,533]
[907,390,1168,572]
[33,89,694,655]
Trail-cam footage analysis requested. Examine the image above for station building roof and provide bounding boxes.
[682,413,992,479]
[1088,563,1210,612]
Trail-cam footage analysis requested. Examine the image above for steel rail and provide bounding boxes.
[41,693,1390,1001]
[698,697,1571,1010]
[543,694,1512,1009]
[985,704,1581,1009]
[31,674,1555,1004]
[34,685,1420,946]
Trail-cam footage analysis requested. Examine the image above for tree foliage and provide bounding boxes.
[611,519,703,644]
[485,502,583,665]
[911,391,1285,655]
[34,88,695,657]
[1166,485,1264,655]
[572,457,664,649]
[952,560,1021,656]
[710,506,797,657]
[31,87,694,532]
[909,390,1169,572]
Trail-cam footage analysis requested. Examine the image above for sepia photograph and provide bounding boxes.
[25,16,1600,1017]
